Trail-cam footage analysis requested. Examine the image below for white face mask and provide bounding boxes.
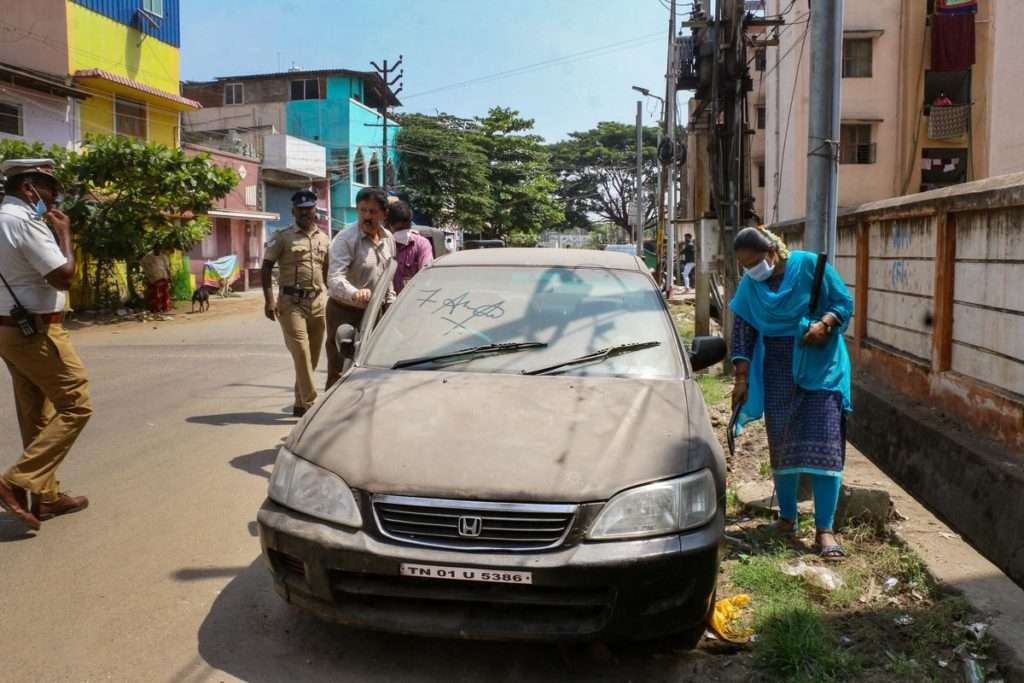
[392,229,411,245]
[745,258,775,282]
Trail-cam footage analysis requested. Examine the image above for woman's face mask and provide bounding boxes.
[745,256,775,282]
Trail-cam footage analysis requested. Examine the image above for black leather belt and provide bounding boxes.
[282,286,321,299]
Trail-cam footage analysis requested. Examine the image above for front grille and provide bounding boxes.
[269,550,306,579]
[331,570,611,636]
[372,494,577,551]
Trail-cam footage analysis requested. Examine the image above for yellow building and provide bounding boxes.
[0,0,198,148]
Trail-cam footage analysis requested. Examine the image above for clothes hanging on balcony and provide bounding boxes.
[932,13,975,72]
[928,104,970,139]
[936,0,978,15]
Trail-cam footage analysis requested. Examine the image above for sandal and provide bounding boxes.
[816,530,846,561]
[769,517,798,536]
[818,544,847,561]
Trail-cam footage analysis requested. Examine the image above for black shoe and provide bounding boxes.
[292,406,307,417]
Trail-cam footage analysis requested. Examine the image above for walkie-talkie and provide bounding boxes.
[0,269,36,337]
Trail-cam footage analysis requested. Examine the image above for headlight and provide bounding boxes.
[587,469,717,540]
[268,447,363,528]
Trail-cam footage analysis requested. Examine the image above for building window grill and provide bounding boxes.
[290,79,320,101]
[224,83,243,105]
[839,123,876,164]
[842,38,874,78]
[0,102,22,136]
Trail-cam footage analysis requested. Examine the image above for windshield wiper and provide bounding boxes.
[522,341,661,376]
[392,342,548,369]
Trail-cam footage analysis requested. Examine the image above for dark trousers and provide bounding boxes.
[325,299,365,389]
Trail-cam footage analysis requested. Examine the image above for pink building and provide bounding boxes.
[183,144,278,291]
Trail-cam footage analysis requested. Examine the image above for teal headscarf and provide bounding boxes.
[729,250,853,433]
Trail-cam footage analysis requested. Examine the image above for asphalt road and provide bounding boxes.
[0,301,729,682]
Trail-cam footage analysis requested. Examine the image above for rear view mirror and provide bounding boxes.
[690,336,727,372]
[335,323,356,352]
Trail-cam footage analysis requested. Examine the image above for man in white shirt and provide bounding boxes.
[0,159,92,532]
[324,187,395,388]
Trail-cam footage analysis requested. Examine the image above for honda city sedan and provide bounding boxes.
[257,248,728,646]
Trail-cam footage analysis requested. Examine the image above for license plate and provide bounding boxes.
[400,563,533,584]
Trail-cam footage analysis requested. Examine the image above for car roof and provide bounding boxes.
[434,248,646,271]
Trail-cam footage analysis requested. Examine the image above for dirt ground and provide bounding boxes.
[668,300,1009,682]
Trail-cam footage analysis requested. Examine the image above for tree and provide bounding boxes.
[548,121,661,239]
[0,135,237,306]
[396,108,565,240]
[395,113,493,232]
[472,107,564,238]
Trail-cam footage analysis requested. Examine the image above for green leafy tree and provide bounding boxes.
[395,113,493,232]
[548,121,661,239]
[0,136,237,306]
[473,107,564,238]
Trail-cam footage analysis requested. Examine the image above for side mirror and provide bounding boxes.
[690,336,727,372]
[335,323,356,353]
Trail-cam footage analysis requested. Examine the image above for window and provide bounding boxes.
[142,0,163,17]
[756,162,766,188]
[756,105,766,130]
[0,102,22,136]
[754,48,766,72]
[353,148,366,184]
[290,78,320,101]
[368,153,380,187]
[114,96,147,141]
[839,124,876,164]
[224,83,243,105]
[842,38,873,78]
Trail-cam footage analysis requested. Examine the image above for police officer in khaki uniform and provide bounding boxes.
[0,159,92,532]
[261,190,330,417]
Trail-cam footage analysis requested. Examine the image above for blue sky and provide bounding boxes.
[180,0,689,143]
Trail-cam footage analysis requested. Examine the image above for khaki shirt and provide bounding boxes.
[264,225,330,290]
[327,223,396,308]
[140,253,171,283]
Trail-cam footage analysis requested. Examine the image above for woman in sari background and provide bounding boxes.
[729,227,854,559]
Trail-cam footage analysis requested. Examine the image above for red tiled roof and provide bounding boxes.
[73,69,201,110]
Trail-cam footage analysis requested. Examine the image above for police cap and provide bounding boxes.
[1,158,64,192]
[291,189,318,208]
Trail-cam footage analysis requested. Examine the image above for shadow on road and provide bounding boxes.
[186,411,298,427]
[193,558,727,682]
[0,515,35,542]
[230,448,278,480]
[173,566,250,582]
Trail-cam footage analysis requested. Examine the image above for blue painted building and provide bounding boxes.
[182,68,401,234]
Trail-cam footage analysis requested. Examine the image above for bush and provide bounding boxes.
[171,255,193,301]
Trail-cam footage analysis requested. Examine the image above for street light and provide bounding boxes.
[631,85,664,109]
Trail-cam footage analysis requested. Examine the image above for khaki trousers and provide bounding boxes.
[325,299,365,389]
[0,323,92,503]
[277,293,326,410]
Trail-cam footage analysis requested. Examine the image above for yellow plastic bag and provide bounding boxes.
[709,594,754,643]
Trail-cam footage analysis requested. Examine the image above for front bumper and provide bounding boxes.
[257,499,723,641]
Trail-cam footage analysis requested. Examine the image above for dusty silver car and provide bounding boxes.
[258,248,727,646]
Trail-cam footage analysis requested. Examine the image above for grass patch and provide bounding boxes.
[696,372,731,407]
[754,605,858,682]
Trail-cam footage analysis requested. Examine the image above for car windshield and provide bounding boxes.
[362,265,682,378]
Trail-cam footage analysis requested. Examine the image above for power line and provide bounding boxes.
[402,31,665,100]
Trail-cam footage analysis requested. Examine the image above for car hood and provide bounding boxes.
[290,367,725,503]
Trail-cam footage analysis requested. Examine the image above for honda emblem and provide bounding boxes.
[457,516,483,537]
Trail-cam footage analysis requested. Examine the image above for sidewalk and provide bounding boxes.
[843,443,1024,681]
[65,289,264,335]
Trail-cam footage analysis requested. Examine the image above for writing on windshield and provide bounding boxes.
[415,288,506,335]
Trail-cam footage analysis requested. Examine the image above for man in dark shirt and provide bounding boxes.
[681,233,696,292]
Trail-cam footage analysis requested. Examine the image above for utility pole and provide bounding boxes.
[635,100,644,258]
[370,55,404,189]
[665,0,678,294]
[804,0,843,260]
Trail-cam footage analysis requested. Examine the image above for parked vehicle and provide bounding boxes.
[258,248,728,645]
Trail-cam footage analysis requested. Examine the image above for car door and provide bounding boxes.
[353,258,397,366]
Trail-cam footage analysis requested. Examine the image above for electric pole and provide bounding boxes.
[664,0,678,294]
[370,56,404,189]
[635,100,644,258]
[804,0,843,260]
